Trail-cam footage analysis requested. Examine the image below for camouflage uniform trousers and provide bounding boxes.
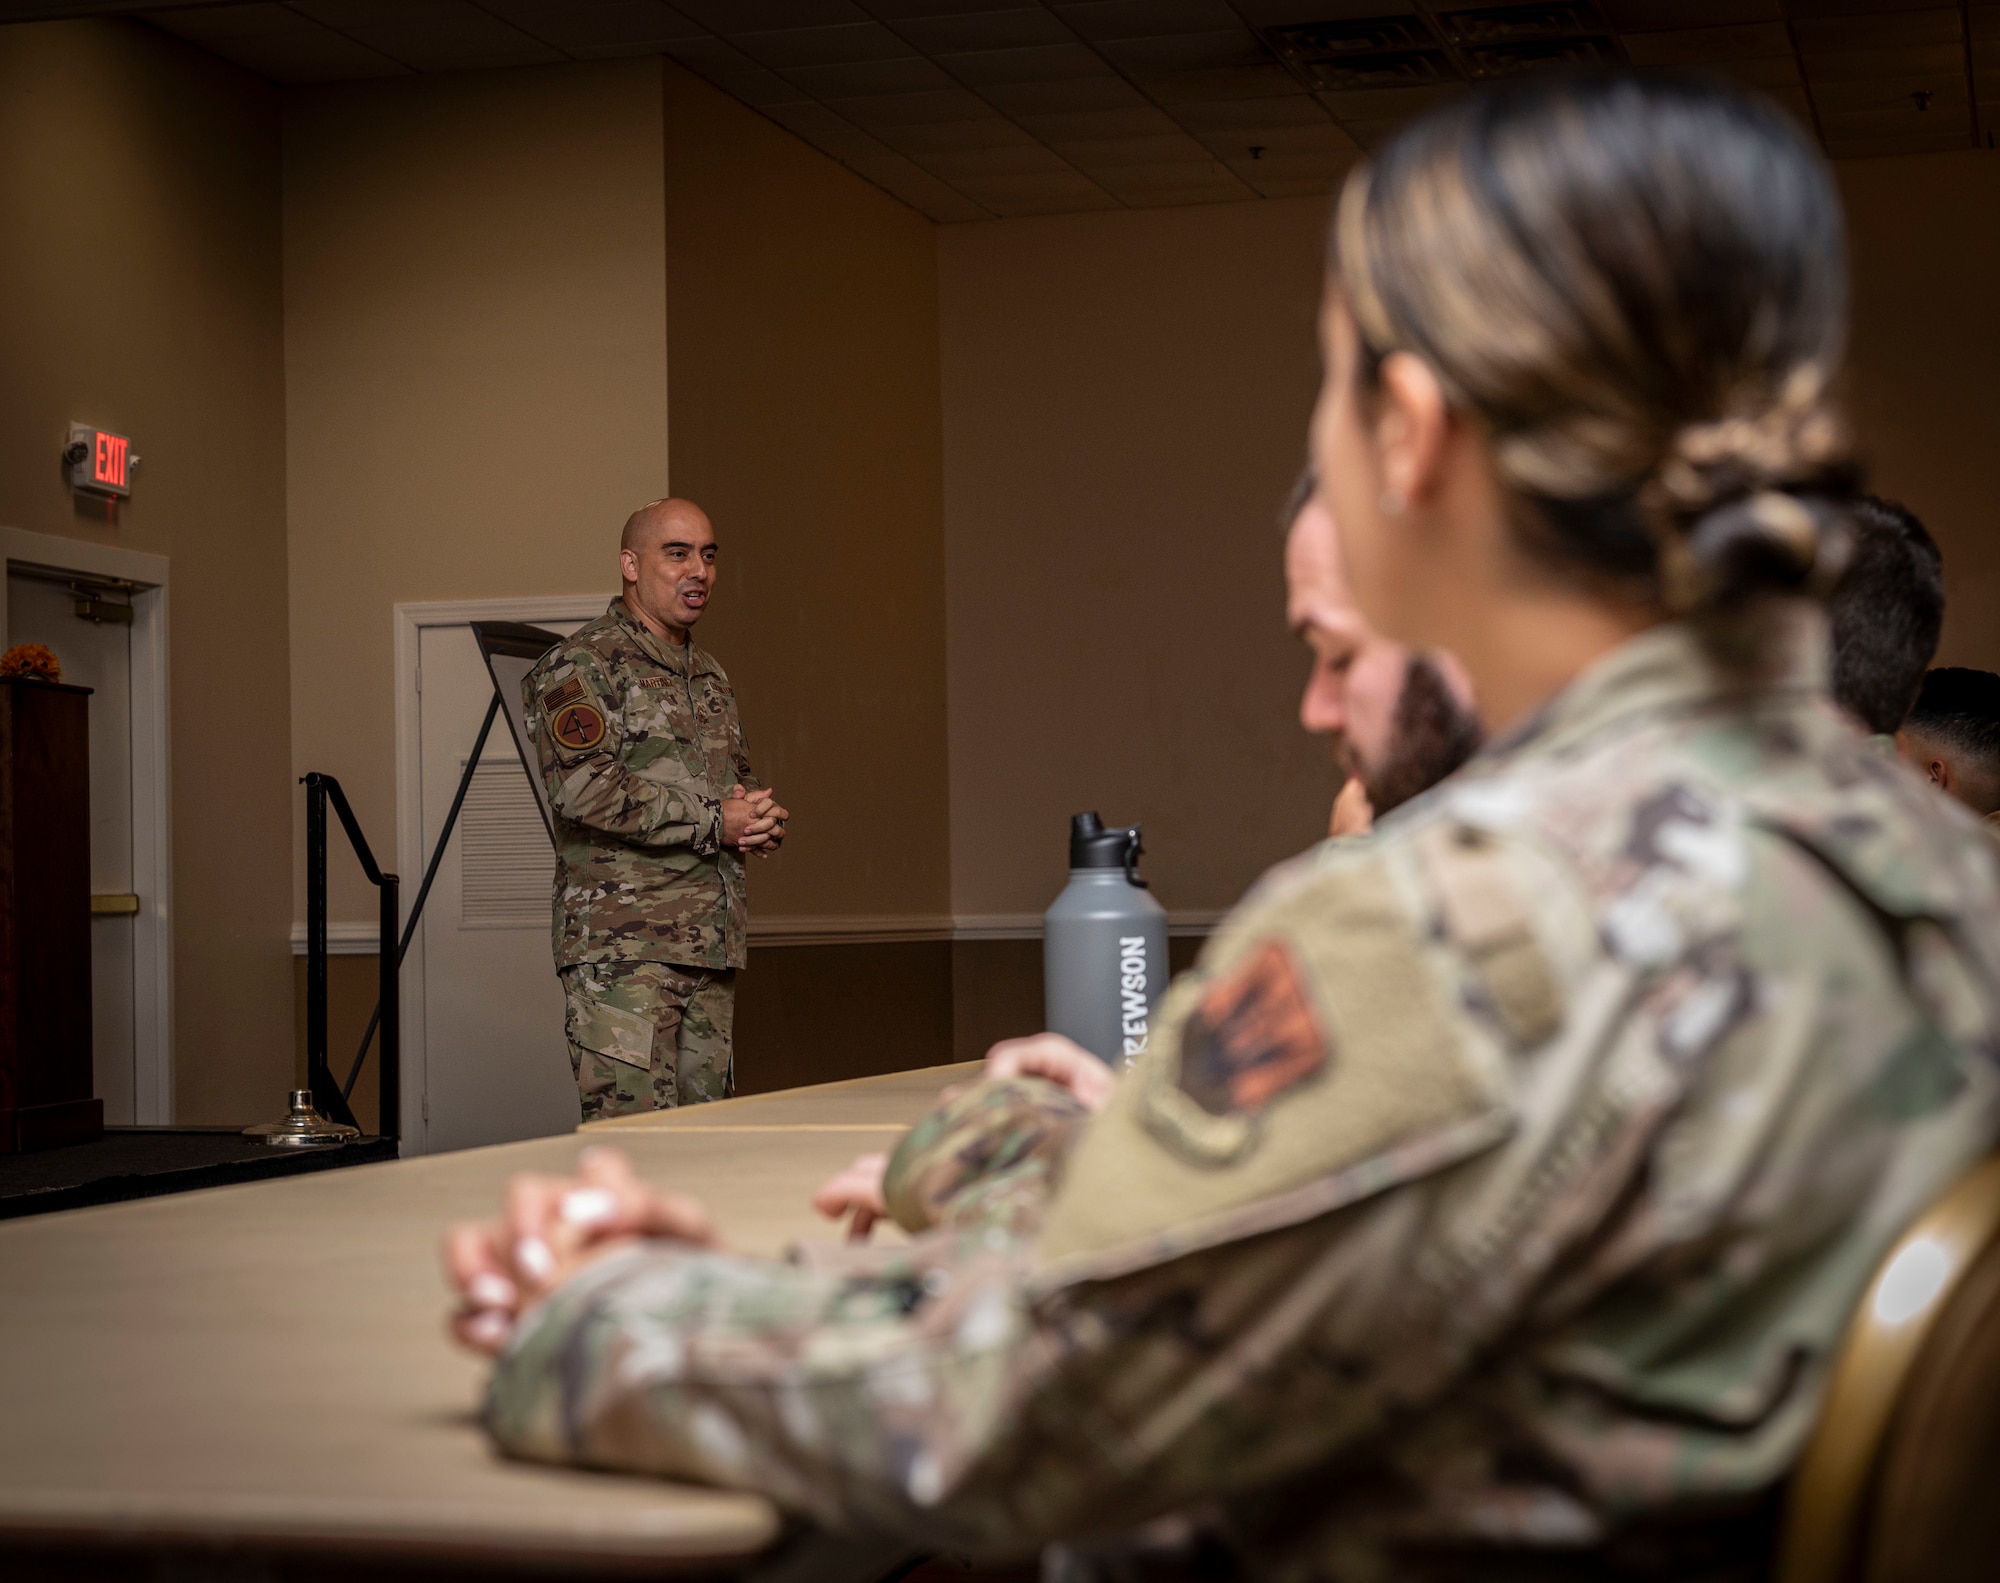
[560,960,736,1118]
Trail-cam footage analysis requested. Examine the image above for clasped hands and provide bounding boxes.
[442,1033,1116,1358]
[722,782,787,856]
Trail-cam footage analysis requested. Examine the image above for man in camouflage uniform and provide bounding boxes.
[464,588,2000,1578]
[523,498,787,1118]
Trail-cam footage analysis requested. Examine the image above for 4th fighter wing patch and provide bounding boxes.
[542,669,607,753]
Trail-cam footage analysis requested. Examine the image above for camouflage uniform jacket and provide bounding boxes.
[524,599,758,972]
[486,607,2000,1578]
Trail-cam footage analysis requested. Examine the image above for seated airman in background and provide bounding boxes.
[1824,494,1943,741]
[1284,474,1480,837]
[1898,666,2000,828]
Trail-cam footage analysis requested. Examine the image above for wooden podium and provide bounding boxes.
[0,677,100,1152]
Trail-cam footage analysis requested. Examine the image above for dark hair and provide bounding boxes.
[1333,71,1857,612]
[1825,496,1944,733]
[1905,668,2000,769]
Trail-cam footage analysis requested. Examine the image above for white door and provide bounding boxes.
[7,574,135,1123]
[415,621,582,1153]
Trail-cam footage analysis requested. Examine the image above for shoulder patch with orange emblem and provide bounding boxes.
[540,665,608,754]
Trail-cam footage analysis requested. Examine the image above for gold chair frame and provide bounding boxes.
[1778,1152,2000,1583]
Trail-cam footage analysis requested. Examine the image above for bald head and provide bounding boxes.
[622,497,712,553]
[619,497,717,640]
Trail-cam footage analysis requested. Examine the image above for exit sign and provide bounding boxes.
[66,425,133,499]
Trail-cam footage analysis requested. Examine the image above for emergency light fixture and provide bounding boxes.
[63,425,135,499]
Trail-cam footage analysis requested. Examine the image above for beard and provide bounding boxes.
[1362,652,1483,817]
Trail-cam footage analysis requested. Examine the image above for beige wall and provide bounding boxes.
[1839,152,2000,674]
[283,59,670,924]
[940,197,1334,920]
[0,20,291,1123]
[938,157,2000,925]
[662,63,951,922]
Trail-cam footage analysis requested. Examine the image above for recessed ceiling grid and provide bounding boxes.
[11,0,1990,219]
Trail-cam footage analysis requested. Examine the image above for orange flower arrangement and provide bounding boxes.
[0,644,61,683]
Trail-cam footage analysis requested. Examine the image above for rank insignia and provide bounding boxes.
[551,702,606,751]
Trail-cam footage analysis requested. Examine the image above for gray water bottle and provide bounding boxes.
[1044,812,1170,1067]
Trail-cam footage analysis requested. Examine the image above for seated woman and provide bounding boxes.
[443,71,2000,1580]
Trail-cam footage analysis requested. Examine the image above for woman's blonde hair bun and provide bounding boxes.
[1334,71,1859,611]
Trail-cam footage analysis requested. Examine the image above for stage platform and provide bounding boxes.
[0,1063,976,1582]
[0,1126,400,1219]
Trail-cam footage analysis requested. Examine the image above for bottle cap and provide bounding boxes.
[1069,812,1147,886]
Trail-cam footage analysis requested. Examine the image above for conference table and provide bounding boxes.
[0,1063,977,1581]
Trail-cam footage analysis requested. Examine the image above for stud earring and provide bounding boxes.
[1379,487,1406,516]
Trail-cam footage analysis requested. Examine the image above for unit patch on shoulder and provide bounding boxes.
[1134,937,1332,1168]
[550,702,606,751]
[1178,940,1328,1116]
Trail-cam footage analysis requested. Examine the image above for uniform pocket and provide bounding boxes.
[562,967,656,1070]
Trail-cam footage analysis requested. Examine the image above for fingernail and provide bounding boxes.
[464,1310,512,1349]
[468,1273,517,1310]
[515,1237,556,1282]
[561,1187,617,1228]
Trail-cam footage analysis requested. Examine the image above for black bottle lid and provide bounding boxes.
[1069,812,1148,886]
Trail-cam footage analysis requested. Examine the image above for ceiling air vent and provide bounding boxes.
[1267,16,1460,92]
[1464,36,1621,78]
[1434,3,1613,48]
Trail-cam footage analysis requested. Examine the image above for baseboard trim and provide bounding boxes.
[292,910,1227,954]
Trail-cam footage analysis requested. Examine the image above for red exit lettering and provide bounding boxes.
[94,432,128,489]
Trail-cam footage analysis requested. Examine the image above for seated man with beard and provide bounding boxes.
[1284,472,1482,834]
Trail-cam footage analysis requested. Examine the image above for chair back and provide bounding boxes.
[1779,1152,2000,1583]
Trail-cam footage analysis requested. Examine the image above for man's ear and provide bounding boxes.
[1376,351,1451,510]
[1930,757,1956,795]
[618,546,639,584]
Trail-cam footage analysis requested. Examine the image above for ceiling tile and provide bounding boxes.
[1802,43,1967,84]
[1784,0,1957,19]
[948,169,1119,215]
[663,36,811,103]
[780,55,957,96]
[1791,9,1962,50]
[759,98,866,140]
[979,73,1150,112]
[1601,0,1779,26]
[1139,62,1304,101]
[911,142,1077,177]
[890,8,1074,53]
[1811,76,1967,115]
[1229,0,1422,22]
[824,86,997,126]
[1316,83,1465,122]
[1191,119,1358,158]
[483,2,707,55]
[1052,0,1242,42]
[870,0,1063,16]
[1619,23,1791,64]
[289,2,562,71]
[149,3,411,80]
[1051,131,1215,165]
[1693,55,1803,92]
[1094,28,1270,72]
[933,43,1115,85]
[729,22,916,70]
[672,0,863,28]
[868,115,1042,153]
[1168,94,1337,132]
[1014,105,1184,139]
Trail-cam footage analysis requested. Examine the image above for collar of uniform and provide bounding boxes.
[1494,599,1829,762]
[609,597,721,679]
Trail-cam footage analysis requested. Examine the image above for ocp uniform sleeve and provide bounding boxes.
[881,1076,1092,1240]
[482,832,1599,1552]
[528,650,723,855]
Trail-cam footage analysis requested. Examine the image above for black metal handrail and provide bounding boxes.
[302,772,398,1138]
